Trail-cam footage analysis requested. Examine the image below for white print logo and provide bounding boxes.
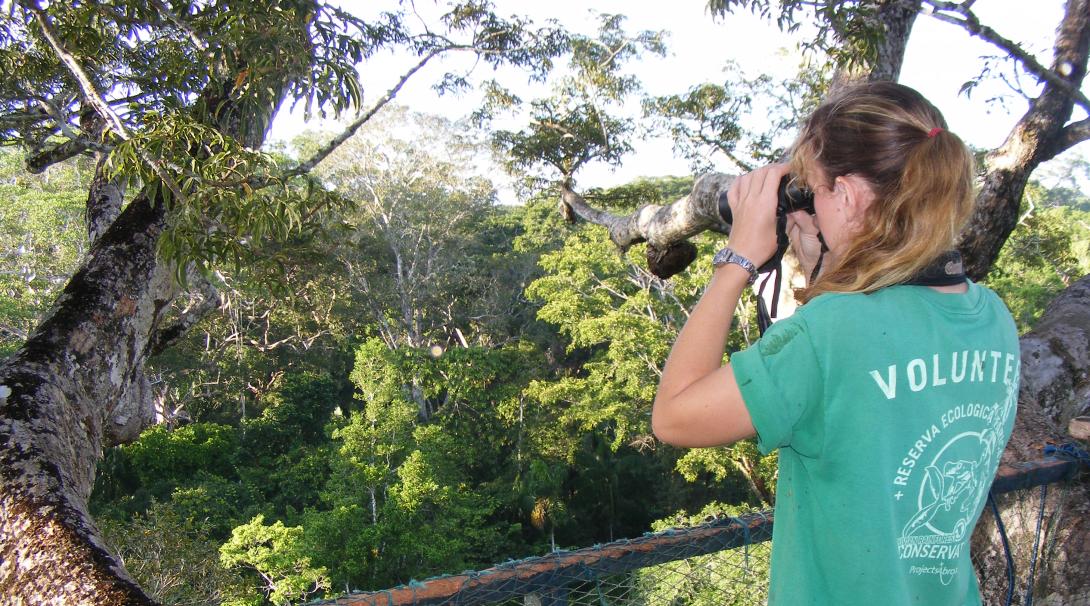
[869,350,1017,400]
[887,354,1018,586]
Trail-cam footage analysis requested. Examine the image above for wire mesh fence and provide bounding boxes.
[972,477,1078,605]
[319,456,1082,606]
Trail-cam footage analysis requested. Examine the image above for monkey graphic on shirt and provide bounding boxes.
[870,349,1018,586]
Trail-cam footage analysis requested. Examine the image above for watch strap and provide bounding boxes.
[712,247,758,284]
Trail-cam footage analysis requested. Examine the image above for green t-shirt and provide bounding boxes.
[732,282,1019,605]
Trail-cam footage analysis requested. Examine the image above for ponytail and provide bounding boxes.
[790,82,975,303]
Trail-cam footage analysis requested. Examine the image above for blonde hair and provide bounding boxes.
[789,81,976,303]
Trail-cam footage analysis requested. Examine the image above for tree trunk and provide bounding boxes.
[972,274,1090,605]
[870,0,923,82]
[0,193,169,604]
[828,0,922,92]
[0,72,277,600]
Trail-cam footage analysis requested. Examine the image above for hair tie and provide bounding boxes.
[927,127,943,138]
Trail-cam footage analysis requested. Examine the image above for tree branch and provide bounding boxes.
[23,1,130,140]
[150,273,224,356]
[286,46,450,177]
[25,137,98,173]
[868,0,923,82]
[1050,116,1090,157]
[959,0,1090,278]
[22,1,193,205]
[86,157,126,245]
[0,323,28,342]
[922,0,1090,114]
[559,174,733,251]
[286,24,549,181]
[147,0,208,52]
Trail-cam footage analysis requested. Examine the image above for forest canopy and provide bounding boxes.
[0,1,1088,605]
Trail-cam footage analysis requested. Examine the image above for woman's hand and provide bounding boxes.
[787,210,823,282]
[726,163,790,268]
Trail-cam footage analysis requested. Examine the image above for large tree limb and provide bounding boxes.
[959,0,1090,279]
[559,1,924,274]
[83,112,125,246]
[147,0,208,52]
[1050,116,1090,158]
[25,138,97,173]
[559,175,733,250]
[866,0,923,82]
[560,175,734,279]
[86,166,126,246]
[22,2,193,206]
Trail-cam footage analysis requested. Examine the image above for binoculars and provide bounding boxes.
[716,175,815,225]
[716,175,816,275]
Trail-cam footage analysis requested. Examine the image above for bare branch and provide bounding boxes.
[689,133,755,172]
[148,0,208,51]
[150,273,224,356]
[25,137,99,173]
[722,148,755,172]
[287,46,450,177]
[0,323,28,342]
[922,1,1090,114]
[287,24,553,180]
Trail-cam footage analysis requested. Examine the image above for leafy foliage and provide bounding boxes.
[523,177,774,504]
[309,107,519,350]
[0,0,570,291]
[305,337,539,588]
[488,13,666,181]
[643,62,830,172]
[100,502,251,606]
[220,514,331,606]
[985,185,1090,332]
[0,151,88,355]
[105,112,344,285]
[706,0,890,73]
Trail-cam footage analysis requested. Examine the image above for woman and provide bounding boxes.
[652,82,1018,605]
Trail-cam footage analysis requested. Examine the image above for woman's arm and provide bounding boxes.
[652,163,787,448]
[651,264,755,447]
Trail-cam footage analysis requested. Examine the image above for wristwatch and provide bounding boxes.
[712,247,759,284]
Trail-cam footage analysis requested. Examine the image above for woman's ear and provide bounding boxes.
[837,174,876,224]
